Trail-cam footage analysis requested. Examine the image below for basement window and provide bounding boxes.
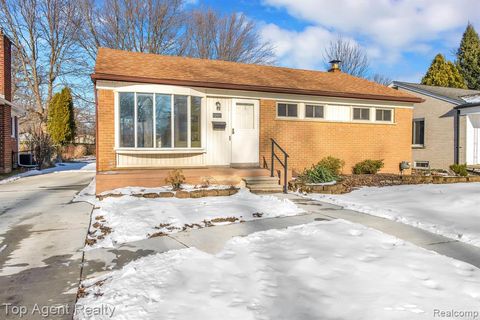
[414,161,430,169]
[277,103,298,118]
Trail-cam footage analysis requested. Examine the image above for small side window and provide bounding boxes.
[353,107,370,120]
[305,105,324,118]
[412,119,425,146]
[277,103,298,118]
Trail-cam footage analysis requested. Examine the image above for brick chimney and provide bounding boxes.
[0,30,13,173]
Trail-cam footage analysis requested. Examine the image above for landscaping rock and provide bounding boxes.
[142,193,160,198]
[175,191,191,198]
[217,189,231,196]
[159,192,174,198]
[203,189,219,197]
[190,190,205,198]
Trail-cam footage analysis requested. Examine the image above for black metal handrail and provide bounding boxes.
[270,138,289,193]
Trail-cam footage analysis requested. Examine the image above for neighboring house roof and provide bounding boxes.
[0,96,23,115]
[392,81,480,105]
[93,48,423,103]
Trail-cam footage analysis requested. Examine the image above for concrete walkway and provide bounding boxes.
[281,194,480,269]
[83,193,480,281]
[0,171,94,320]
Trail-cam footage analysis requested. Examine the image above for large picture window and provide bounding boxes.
[191,97,202,148]
[174,95,188,148]
[118,92,203,149]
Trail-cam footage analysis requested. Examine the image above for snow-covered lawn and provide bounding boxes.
[79,185,304,249]
[0,160,95,184]
[310,183,480,247]
[75,220,480,320]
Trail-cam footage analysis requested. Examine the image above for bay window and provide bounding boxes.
[119,92,135,147]
[155,94,172,148]
[137,93,154,148]
[118,92,202,149]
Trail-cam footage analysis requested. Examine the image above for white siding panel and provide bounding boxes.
[326,105,351,121]
[117,153,206,168]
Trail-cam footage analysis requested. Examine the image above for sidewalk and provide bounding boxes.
[83,193,480,281]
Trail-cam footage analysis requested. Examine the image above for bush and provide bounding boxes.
[353,159,384,174]
[165,169,186,190]
[317,156,345,176]
[299,164,337,183]
[450,164,468,177]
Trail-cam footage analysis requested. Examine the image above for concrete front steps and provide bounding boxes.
[243,176,283,193]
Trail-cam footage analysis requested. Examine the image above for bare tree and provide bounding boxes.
[0,0,81,124]
[323,37,370,78]
[77,0,186,60]
[370,73,392,86]
[182,9,274,64]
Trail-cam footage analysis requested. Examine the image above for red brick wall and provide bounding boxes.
[0,34,11,101]
[0,32,12,173]
[259,99,413,175]
[0,105,12,173]
[96,89,116,171]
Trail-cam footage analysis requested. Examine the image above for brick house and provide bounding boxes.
[93,48,423,193]
[0,31,20,174]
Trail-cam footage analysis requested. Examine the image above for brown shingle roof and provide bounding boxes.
[93,48,423,103]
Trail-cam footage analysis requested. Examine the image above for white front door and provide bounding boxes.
[231,99,260,166]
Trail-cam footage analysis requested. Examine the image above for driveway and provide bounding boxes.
[0,171,94,319]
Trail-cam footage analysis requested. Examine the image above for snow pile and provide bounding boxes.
[310,183,480,247]
[86,188,304,248]
[0,160,95,185]
[76,220,480,320]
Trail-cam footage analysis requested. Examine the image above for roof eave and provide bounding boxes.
[392,81,463,105]
[454,102,480,109]
[93,73,424,104]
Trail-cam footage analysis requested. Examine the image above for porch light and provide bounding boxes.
[216,101,221,111]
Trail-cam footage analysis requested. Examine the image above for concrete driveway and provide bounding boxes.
[0,171,94,319]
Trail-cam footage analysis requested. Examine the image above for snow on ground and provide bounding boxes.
[310,183,480,247]
[79,185,304,249]
[75,220,480,320]
[0,160,96,185]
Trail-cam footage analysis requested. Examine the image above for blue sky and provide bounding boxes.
[190,0,480,82]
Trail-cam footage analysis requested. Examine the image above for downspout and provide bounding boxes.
[92,76,98,174]
[455,108,461,164]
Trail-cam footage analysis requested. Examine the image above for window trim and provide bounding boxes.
[412,118,425,147]
[116,91,204,150]
[11,116,16,138]
[276,102,299,118]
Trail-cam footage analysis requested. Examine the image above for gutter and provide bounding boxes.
[92,73,425,104]
[454,102,480,110]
